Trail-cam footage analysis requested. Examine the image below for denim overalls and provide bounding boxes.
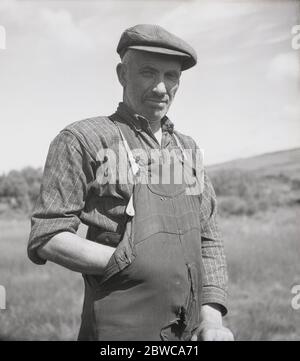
[78,120,204,341]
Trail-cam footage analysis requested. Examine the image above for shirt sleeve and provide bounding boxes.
[27,130,93,265]
[200,171,229,316]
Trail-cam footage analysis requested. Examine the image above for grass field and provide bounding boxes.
[1,148,300,341]
[0,206,299,341]
[223,206,300,340]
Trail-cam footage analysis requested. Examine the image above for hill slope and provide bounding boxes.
[207,148,300,216]
[208,147,300,178]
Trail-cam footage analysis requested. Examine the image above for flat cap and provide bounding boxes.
[117,24,197,71]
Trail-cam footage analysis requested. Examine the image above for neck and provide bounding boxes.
[122,101,162,133]
[148,119,161,134]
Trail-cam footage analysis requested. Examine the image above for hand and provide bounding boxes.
[191,321,234,341]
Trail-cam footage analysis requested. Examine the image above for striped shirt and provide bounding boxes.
[27,102,228,315]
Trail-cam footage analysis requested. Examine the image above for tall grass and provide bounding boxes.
[0,205,299,340]
[222,206,300,340]
[0,220,82,340]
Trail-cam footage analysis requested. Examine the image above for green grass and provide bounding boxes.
[0,220,83,340]
[222,206,300,340]
[0,205,299,340]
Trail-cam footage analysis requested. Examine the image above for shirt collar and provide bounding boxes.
[116,102,174,134]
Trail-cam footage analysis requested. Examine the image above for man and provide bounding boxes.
[28,24,233,341]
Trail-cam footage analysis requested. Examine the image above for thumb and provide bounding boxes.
[190,333,198,341]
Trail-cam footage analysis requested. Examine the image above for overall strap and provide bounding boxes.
[111,120,139,216]
[172,132,187,161]
[117,125,140,177]
[173,131,204,197]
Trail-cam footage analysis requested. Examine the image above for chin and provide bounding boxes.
[147,108,167,121]
[148,112,165,122]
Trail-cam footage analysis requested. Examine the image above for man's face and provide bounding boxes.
[118,50,182,122]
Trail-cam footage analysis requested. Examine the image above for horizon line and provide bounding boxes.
[1,145,299,176]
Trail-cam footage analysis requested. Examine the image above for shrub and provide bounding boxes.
[208,167,294,216]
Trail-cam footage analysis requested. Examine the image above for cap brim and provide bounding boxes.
[128,45,191,58]
[125,45,195,70]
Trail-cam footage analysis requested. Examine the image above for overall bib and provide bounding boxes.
[82,121,204,341]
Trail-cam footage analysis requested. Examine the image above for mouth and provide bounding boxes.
[145,99,168,107]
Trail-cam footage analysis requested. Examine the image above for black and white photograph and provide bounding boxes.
[0,0,300,344]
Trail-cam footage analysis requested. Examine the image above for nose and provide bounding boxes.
[153,80,167,96]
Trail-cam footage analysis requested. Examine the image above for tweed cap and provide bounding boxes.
[117,24,197,71]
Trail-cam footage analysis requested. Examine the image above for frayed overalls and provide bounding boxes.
[79,121,204,341]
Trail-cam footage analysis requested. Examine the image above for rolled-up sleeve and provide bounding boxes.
[27,130,92,265]
[200,171,229,316]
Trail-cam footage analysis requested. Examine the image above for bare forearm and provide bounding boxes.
[37,231,115,275]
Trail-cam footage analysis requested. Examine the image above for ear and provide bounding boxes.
[116,63,127,88]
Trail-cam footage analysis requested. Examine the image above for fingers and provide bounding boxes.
[190,333,198,341]
[201,329,216,341]
[200,327,234,341]
[223,328,234,341]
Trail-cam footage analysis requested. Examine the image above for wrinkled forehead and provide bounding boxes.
[124,49,183,72]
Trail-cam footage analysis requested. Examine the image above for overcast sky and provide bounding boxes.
[0,0,299,173]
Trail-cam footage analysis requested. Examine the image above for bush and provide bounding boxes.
[209,168,256,198]
[209,167,293,216]
[0,167,43,215]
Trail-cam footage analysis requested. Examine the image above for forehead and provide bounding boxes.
[128,50,182,72]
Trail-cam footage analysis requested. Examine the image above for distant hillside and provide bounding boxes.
[208,147,300,178]
[0,148,299,218]
[207,148,300,216]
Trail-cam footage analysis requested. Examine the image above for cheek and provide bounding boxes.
[128,79,150,98]
[169,84,179,98]
[126,82,140,101]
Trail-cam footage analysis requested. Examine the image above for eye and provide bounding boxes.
[166,72,179,82]
[140,70,155,77]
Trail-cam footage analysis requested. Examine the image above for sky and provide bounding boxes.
[0,0,299,173]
